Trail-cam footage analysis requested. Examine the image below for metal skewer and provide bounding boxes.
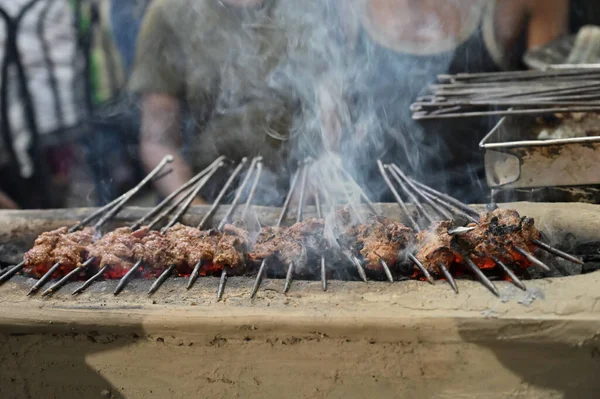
[437,262,458,293]
[94,155,173,231]
[407,254,435,285]
[2,157,176,290]
[336,164,379,216]
[251,259,267,299]
[68,166,174,233]
[491,257,526,291]
[198,158,248,230]
[114,260,143,295]
[217,269,228,301]
[161,161,225,233]
[377,160,420,231]
[218,157,260,230]
[271,161,307,296]
[283,262,294,294]
[186,261,203,290]
[385,165,436,224]
[320,257,327,291]
[463,257,500,297]
[379,258,394,283]
[513,247,551,272]
[0,261,25,285]
[315,189,328,292]
[28,261,62,296]
[532,239,583,265]
[408,179,479,217]
[41,258,95,297]
[72,266,107,296]
[343,252,367,283]
[213,157,262,301]
[276,168,301,227]
[148,265,175,295]
[296,160,309,223]
[132,156,226,230]
[241,160,263,221]
[187,159,251,291]
[410,177,580,268]
[389,164,454,221]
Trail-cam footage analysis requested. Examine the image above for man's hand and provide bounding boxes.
[0,190,18,209]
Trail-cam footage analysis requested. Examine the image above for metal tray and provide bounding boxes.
[479,115,600,190]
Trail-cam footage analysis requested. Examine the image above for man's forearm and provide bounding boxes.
[140,142,193,197]
[140,93,196,199]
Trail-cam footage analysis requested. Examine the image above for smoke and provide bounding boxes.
[123,0,496,214]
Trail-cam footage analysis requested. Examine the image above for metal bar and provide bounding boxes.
[277,168,301,227]
[72,266,107,295]
[27,261,62,296]
[320,256,327,291]
[296,161,309,223]
[463,257,500,297]
[218,157,259,230]
[491,257,526,291]
[283,262,294,294]
[409,179,479,217]
[421,191,479,224]
[41,257,95,297]
[385,165,436,225]
[94,155,173,230]
[377,160,420,231]
[407,254,435,285]
[379,258,394,282]
[413,106,600,120]
[337,165,379,216]
[532,239,583,265]
[390,164,454,220]
[131,156,226,230]
[250,259,267,299]
[114,259,143,295]
[513,247,551,272]
[161,161,225,233]
[186,261,202,290]
[148,265,175,295]
[0,261,25,285]
[437,262,458,293]
[198,158,248,229]
[241,161,263,221]
[147,184,199,231]
[217,269,227,301]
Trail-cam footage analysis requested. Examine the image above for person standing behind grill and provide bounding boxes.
[0,0,85,209]
[328,0,569,203]
[129,0,316,202]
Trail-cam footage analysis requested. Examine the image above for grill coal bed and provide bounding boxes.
[1,202,600,398]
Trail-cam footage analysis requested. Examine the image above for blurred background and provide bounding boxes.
[1,0,599,210]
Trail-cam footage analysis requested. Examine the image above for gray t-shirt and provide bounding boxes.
[129,0,323,173]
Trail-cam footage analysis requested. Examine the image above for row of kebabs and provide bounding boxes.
[21,207,542,281]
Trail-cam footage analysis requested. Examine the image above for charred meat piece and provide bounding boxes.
[165,224,221,274]
[415,221,463,274]
[461,209,541,269]
[248,218,326,270]
[88,227,149,278]
[248,226,280,263]
[354,215,415,271]
[136,230,179,278]
[213,223,250,273]
[23,227,95,278]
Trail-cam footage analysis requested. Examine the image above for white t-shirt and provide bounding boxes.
[0,0,81,178]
